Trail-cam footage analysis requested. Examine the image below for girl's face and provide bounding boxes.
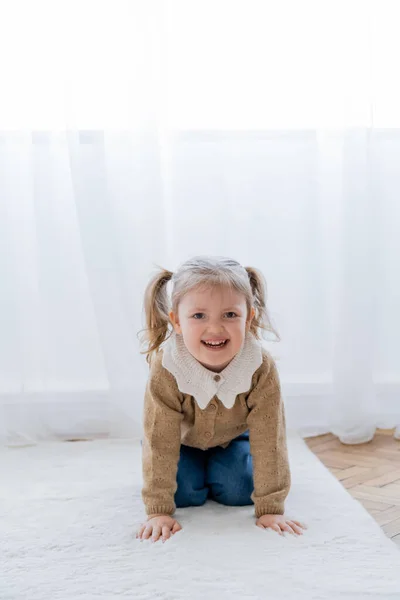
[169,285,255,373]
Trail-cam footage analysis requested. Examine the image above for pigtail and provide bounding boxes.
[244,266,280,342]
[139,266,174,365]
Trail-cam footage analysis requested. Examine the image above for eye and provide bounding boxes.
[192,313,205,319]
[225,312,238,319]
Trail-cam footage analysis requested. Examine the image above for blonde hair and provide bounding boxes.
[139,255,280,365]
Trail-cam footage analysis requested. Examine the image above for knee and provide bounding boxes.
[175,482,208,508]
[210,473,253,507]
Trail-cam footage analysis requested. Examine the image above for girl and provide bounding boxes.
[136,256,306,543]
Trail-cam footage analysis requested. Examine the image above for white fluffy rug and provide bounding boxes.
[1,431,400,600]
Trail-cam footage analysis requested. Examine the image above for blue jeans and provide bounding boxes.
[141,430,254,509]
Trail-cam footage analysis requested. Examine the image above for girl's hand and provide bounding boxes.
[256,514,307,536]
[136,514,182,543]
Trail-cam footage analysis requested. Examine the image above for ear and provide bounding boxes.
[246,306,256,330]
[169,310,182,334]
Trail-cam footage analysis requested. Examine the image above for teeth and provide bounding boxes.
[203,340,226,346]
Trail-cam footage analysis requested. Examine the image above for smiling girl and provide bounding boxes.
[136,256,306,543]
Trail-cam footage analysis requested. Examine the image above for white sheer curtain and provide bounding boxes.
[0,0,399,445]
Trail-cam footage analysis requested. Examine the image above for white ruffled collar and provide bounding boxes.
[161,331,263,410]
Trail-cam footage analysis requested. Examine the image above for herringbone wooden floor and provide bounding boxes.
[305,428,400,547]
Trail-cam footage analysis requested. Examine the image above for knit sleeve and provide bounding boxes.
[141,352,184,517]
[246,354,291,518]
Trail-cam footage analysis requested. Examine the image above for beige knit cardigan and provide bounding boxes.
[141,348,291,518]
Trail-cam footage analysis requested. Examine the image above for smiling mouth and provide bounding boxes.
[201,340,229,349]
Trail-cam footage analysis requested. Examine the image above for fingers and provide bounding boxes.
[256,520,305,537]
[135,524,146,539]
[270,523,301,537]
[280,523,295,535]
[291,520,308,530]
[161,525,171,542]
[256,520,284,536]
[136,523,164,543]
[151,525,162,542]
[269,524,284,536]
[136,523,150,540]
[136,519,182,542]
[172,521,182,534]
[286,520,304,536]
[142,524,153,540]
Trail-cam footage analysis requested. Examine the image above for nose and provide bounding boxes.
[205,317,226,334]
